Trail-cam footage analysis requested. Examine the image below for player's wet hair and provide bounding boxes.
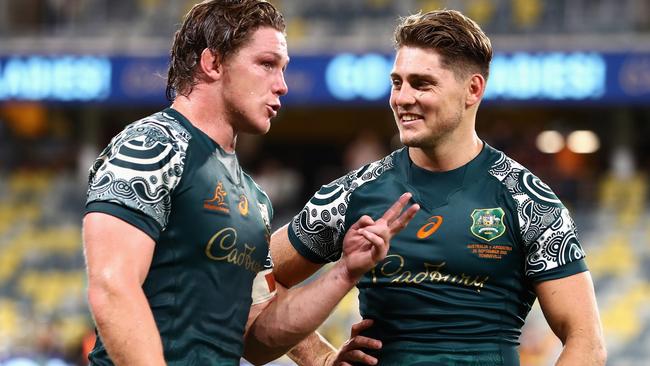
[394,9,492,80]
[166,0,285,100]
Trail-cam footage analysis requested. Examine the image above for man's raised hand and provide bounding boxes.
[341,192,420,281]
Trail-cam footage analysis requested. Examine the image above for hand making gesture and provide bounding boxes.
[341,192,420,281]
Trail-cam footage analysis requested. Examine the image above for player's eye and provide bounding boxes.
[412,80,431,90]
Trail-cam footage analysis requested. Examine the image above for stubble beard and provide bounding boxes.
[399,108,463,149]
[226,103,270,135]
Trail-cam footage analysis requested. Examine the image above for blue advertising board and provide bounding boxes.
[0,51,649,106]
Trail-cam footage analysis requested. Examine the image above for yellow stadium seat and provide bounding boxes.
[586,234,636,279]
[0,298,20,341]
[512,0,542,28]
[601,283,650,343]
[467,0,496,26]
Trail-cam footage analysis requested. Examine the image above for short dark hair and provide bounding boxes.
[394,9,492,80]
[166,0,285,100]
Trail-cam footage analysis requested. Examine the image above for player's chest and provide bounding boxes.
[362,188,522,284]
[169,157,271,267]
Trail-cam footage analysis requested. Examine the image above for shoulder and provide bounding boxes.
[483,147,585,275]
[301,149,399,219]
[287,150,400,262]
[109,111,191,156]
[486,147,564,209]
[86,111,193,231]
[89,111,191,175]
[326,148,401,199]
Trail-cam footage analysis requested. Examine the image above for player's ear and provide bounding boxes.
[466,73,485,107]
[199,48,222,81]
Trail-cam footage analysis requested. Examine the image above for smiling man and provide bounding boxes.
[81,1,418,365]
[271,9,607,366]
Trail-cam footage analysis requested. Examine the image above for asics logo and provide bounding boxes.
[416,215,443,239]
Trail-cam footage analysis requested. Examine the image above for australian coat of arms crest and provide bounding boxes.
[470,207,506,241]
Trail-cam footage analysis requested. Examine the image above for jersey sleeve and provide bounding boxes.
[85,116,190,241]
[490,154,587,282]
[288,178,351,263]
[524,206,588,282]
[288,154,396,263]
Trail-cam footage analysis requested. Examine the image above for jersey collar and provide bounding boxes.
[398,142,494,210]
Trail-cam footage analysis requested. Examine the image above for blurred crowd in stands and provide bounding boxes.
[1,0,650,51]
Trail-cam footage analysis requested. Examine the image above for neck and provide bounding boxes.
[408,130,483,172]
[171,92,237,152]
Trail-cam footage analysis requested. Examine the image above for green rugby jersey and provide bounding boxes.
[288,144,587,366]
[85,108,274,365]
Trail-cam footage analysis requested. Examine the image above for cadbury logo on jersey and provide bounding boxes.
[205,227,265,273]
[371,255,489,293]
[204,181,230,214]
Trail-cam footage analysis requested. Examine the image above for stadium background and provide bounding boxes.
[0,0,649,365]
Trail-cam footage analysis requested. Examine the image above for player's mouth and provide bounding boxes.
[399,112,424,126]
[266,103,280,118]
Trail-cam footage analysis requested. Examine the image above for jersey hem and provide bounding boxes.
[530,258,588,282]
[287,225,330,264]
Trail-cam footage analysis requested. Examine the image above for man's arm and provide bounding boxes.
[270,224,324,288]
[264,224,336,366]
[83,213,165,366]
[243,284,338,366]
[268,227,384,366]
[245,286,382,366]
[286,331,337,366]
[286,319,382,366]
[243,193,419,365]
[535,271,607,366]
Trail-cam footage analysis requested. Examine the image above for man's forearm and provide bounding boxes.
[245,261,357,363]
[88,283,165,365]
[287,332,336,366]
[555,334,607,366]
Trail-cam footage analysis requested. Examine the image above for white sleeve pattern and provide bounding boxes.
[86,111,191,230]
[489,153,586,276]
[290,152,396,262]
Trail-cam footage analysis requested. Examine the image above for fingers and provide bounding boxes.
[338,335,381,365]
[358,229,388,260]
[353,192,417,233]
[334,319,381,365]
[350,319,375,337]
[389,202,420,234]
[349,215,375,231]
[358,229,388,257]
[379,192,412,224]
[337,349,378,365]
[344,335,382,351]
